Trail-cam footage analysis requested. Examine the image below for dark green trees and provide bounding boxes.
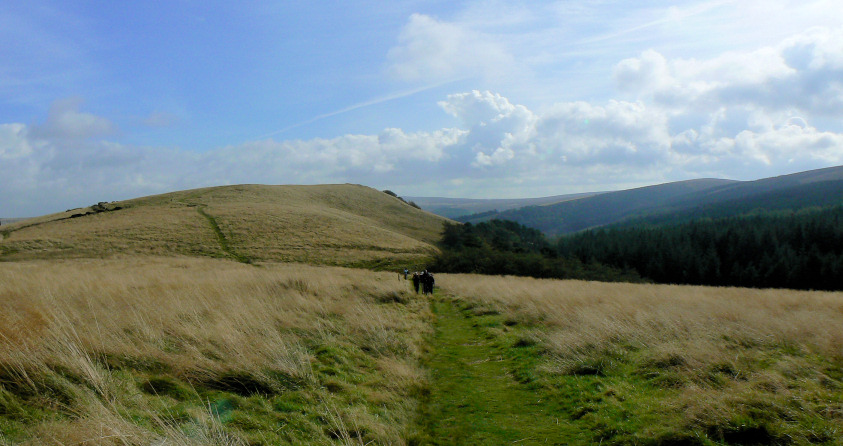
[557,206,843,290]
[431,220,642,282]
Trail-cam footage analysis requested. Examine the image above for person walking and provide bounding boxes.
[412,272,420,293]
[420,270,432,295]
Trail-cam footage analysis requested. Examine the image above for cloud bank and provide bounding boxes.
[2,26,843,216]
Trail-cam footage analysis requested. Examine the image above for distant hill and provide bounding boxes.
[485,178,736,235]
[485,165,843,236]
[0,184,449,268]
[405,192,602,219]
[615,177,843,229]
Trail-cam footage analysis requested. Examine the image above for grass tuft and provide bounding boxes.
[0,257,430,444]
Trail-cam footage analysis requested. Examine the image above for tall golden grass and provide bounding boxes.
[437,274,843,438]
[438,275,843,359]
[0,257,429,444]
[5,252,842,443]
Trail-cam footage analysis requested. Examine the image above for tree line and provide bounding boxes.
[557,205,843,290]
[433,205,843,291]
[430,219,643,283]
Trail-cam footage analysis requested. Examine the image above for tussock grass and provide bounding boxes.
[436,274,843,444]
[0,257,430,444]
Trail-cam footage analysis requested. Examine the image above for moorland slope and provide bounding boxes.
[471,165,843,235]
[0,184,448,268]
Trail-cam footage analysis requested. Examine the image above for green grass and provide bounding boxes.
[415,298,568,445]
[414,295,843,445]
[0,331,415,445]
[414,297,696,445]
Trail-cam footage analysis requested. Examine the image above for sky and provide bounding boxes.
[2,0,843,216]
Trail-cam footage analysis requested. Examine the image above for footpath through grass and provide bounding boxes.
[416,288,843,446]
[416,297,566,445]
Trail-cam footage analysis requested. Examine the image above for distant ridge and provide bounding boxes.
[456,165,843,236]
[666,164,843,205]
[612,165,843,228]
[467,178,736,233]
[0,184,449,267]
[405,192,603,219]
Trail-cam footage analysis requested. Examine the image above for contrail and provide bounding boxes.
[255,79,462,140]
[579,0,737,45]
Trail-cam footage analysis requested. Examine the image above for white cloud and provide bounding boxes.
[614,26,843,114]
[387,13,517,83]
[437,91,537,167]
[33,97,116,140]
[0,123,34,159]
[534,100,672,167]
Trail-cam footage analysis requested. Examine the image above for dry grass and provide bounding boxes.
[436,274,843,441]
[438,275,843,361]
[0,257,430,444]
[0,184,446,267]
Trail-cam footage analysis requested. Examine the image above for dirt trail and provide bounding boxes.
[418,298,565,445]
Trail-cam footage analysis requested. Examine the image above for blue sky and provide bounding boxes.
[2,0,843,216]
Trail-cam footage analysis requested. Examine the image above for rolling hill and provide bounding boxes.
[614,177,843,229]
[0,184,449,267]
[471,165,843,235]
[463,178,736,234]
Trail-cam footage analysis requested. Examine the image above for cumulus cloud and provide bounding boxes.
[438,91,537,167]
[614,26,843,114]
[387,13,516,82]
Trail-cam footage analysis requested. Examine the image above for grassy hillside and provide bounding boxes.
[0,184,448,269]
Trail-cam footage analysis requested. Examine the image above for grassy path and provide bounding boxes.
[195,206,251,264]
[418,298,566,445]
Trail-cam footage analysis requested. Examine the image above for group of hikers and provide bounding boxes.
[402,268,435,294]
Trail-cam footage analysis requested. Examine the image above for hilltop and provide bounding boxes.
[0,184,449,268]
